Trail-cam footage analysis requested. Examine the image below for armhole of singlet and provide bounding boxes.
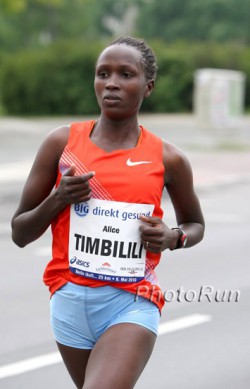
[55,123,80,187]
[67,120,95,150]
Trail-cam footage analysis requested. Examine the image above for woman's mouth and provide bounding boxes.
[104,94,121,101]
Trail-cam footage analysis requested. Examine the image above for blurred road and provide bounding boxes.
[0,114,250,388]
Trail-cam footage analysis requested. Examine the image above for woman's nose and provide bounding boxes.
[105,75,119,89]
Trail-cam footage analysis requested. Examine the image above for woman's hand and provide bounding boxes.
[56,165,95,206]
[139,215,178,253]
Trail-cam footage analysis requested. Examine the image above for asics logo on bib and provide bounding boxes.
[70,256,77,264]
[70,256,90,267]
[126,158,152,166]
[74,202,89,217]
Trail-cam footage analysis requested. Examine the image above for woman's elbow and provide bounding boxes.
[11,219,27,248]
[11,230,27,248]
[198,222,205,243]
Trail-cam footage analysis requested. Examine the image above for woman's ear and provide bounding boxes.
[144,80,155,98]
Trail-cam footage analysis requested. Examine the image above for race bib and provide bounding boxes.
[69,198,154,283]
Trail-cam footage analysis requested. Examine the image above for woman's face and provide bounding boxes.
[94,44,153,119]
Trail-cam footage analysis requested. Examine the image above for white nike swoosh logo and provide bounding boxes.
[126,158,152,166]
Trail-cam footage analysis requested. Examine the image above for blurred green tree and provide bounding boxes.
[136,0,250,44]
[0,0,140,52]
[1,0,250,53]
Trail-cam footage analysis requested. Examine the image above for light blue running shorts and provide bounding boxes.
[50,282,160,349]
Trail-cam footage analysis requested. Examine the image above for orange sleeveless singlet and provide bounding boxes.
[43,120,166,311]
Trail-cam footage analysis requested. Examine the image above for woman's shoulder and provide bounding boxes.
[44,124,70,153]
[162,140,186,162]
[47,124,70,143]
[46,120,95,157]
[33,125,71,166]
[162,140,193,182]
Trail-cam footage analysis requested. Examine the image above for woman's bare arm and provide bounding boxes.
[11,125,94,247]
[139,141,205,252]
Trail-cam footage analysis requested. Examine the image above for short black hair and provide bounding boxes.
[108,36,158,82]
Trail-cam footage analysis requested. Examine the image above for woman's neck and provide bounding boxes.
[91,116,141,152]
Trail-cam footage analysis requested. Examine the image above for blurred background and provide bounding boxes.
[0,0,250,117]
[0,0,250,388]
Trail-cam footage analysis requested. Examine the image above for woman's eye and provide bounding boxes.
[122,72,132,78]
[98,72,108,78]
